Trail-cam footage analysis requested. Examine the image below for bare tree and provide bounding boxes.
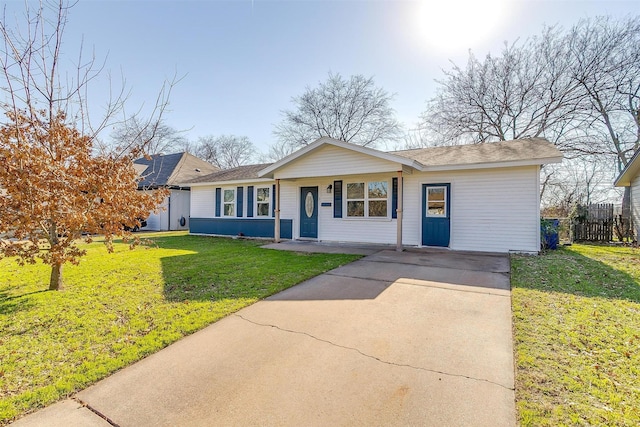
[274,72,402,150]
[0,1,172,290]
[109,117,189,155]
[194,134,256,169]
[421,27,584,147]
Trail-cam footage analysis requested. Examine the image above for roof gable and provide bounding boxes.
[134,152,219,188]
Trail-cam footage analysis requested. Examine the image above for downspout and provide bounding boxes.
[396,170,403,252]
[275,179,281,243]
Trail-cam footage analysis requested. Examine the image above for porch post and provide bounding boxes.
[396,170,403,252]
[274,178,281,243]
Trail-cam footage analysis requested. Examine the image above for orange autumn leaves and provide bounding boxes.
[0,110,168,289]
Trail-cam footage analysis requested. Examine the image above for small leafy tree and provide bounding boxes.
[0,111,166,290]
[0,1,171,290]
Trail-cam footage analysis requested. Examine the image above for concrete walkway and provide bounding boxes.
[11,247,515,427]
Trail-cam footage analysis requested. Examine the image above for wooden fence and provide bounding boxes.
[572,203,614,242]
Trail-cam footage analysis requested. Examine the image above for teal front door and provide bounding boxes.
[300,187,318,238]
[422,184,451,247]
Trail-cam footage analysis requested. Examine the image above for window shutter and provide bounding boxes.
[333,180,342,218]
[215,188,221,217]
[247,186,254,218]
[237,186,244,217]
[392,177,398,219]
[272,184,276,217]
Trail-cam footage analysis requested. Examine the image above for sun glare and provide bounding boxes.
[415,0,513,53]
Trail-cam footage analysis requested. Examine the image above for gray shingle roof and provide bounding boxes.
[134,152,219,188]
[188,163,273,184]
[391,138,560,167]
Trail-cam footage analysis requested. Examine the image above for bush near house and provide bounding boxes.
[511,244,640,426]
[0,232,360,424]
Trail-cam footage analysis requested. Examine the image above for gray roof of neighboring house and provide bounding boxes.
[391,137,561,167]
[188,163,273,184]
[134,152,219,188]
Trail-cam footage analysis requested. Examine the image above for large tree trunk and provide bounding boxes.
[49,262,63,291]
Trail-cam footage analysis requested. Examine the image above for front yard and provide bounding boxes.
[512,244,640,426]
[0,232,360,424]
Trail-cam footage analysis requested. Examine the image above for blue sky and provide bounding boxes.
[7,0,640,153]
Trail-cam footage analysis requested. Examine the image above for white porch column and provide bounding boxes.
[274,178,281,243]
[396,170,403,252]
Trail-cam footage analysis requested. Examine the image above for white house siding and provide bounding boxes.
[190,186,216,218]
[144,196,168,231]
[169,190,190,230]
[402,166,540,252]
[276,166,540,252]
[143,189,191,231]
[631,176,640,237]
[276,144,402,179]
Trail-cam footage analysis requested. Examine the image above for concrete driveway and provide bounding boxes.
[12,248,515,427]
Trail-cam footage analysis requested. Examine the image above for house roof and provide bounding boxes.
[134,152,219,188]
[188,163,274,185]
[614,148,640,187]
[392,137,562,170]
[183,137,563,186]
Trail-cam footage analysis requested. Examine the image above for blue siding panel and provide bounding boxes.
[190,218,293,239]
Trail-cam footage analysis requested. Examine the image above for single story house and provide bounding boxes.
[185,137,562,253]
[134,152,219,231]
[613,149,640,238]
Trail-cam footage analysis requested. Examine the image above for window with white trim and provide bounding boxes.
[426,186,446,217]
[223,188,235,217]
[256,186,271,217]
[346,181,388,218]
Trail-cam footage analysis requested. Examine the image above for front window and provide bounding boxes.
[223,189,235,216]
[346,181,388,218]
[256,187,271,216]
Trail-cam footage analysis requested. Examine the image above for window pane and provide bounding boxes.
[346,183,364,199]
[224,189,235,203]
[224,203,234,216]
[369,200,387,217]
[368,181,387,199]
[257,187,269,202]
[257,203,270,216]
[428,202,445,216]
[428,187,445,201]
[347,201,365,217]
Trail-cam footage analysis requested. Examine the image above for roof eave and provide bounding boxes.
[184,178,275,187]
[418,156,563,172]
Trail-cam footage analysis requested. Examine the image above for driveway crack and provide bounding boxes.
[234,313,514,391]
[72,397,120,427]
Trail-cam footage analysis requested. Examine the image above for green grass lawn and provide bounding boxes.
[511,244,640,426]
[0,232,360,424]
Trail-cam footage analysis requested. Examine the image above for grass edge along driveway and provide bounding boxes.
[0,232,361,424]
[511,244,640,426]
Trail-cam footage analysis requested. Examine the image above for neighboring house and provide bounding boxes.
[185,137,563,253]
[613,149,640,238]
[135,152,219,231]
